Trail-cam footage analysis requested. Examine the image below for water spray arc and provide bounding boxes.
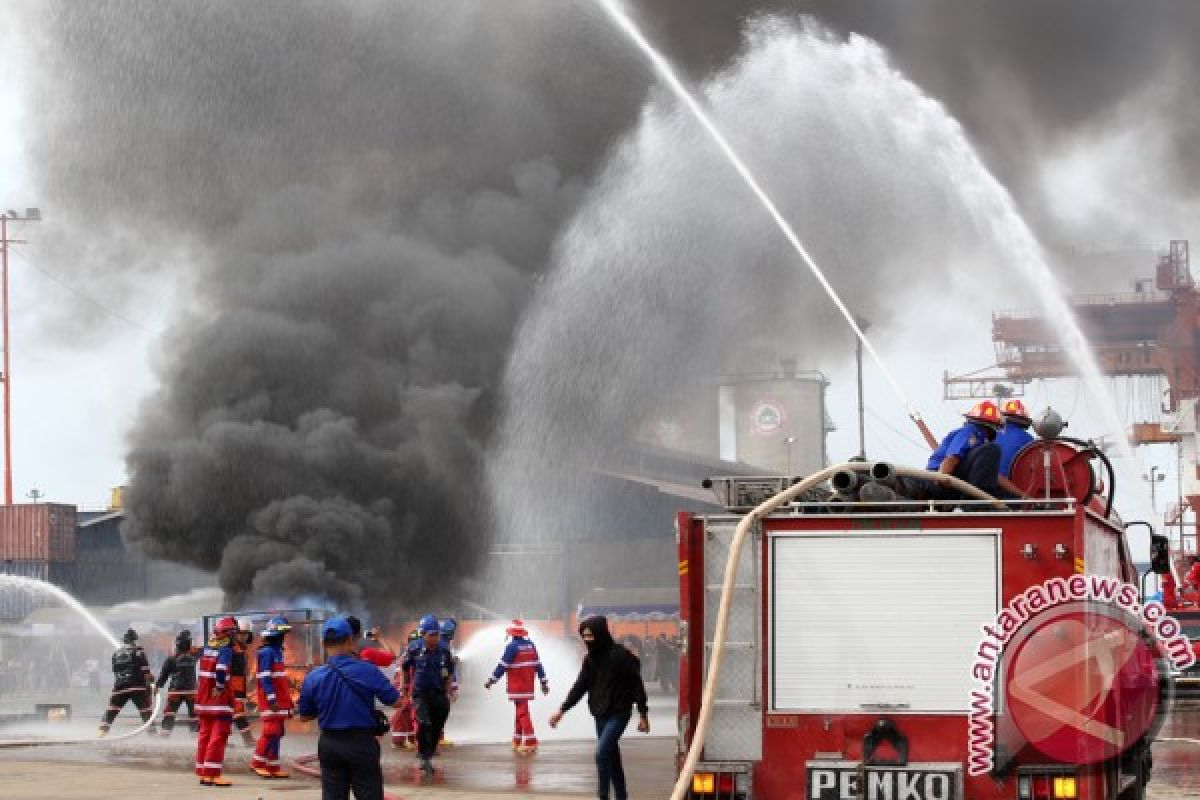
[595,0,941,445]
[0,574,119,649]
[0,576,165,749]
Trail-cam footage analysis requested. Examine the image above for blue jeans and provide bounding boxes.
[594,712,631,800]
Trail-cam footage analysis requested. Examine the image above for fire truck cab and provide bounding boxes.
[677,451,1164,800]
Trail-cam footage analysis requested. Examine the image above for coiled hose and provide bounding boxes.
[669,462,1001,800]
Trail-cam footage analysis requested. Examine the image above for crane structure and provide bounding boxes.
[945,240,1200,552]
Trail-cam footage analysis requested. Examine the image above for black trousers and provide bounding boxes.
[101,686,153,727]
[318,729,383,800]
[161,692,197,732]
[902,443,1002,501]
[413,691,450,759]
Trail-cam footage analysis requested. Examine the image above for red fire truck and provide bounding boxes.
[675,426,1178,800]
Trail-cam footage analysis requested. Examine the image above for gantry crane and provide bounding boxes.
[945,240,1199,552]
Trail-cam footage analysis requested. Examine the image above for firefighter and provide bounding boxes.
[252,615,294,779]
[389,630,419,750]
[195,616,238,787]
[98,628,156,737]
[484,619,549,754]
[230,618,254,746]
[1184,555,1200,595]
[437,617,460,748]
[901,400,1004,500]
[995,398,1035,499]
[400,614,457,776]
[158,629,199,736]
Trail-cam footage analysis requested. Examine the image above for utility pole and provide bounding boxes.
[855,317,869,460]
[0,209,40,506]
[1144,465,1164,514]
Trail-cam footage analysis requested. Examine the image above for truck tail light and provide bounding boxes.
[688,764,750,798]
[1018,769,1077,800]
[1053,776,1077,799]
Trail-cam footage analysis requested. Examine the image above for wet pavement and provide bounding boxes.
[0,734,676,798]
[1150,699,1200,798]
[1,703,1197,798]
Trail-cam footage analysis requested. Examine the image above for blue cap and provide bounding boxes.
[322,617,353,641]
[418,614,440,634]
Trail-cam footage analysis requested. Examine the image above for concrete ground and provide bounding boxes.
[0,736,677,799]
[0,701,1196,798]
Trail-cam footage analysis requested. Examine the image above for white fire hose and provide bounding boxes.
[0,688,165,749]
[669,462,1001,800]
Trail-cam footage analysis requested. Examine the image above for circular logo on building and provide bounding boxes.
[1004,603,1164,765]
[749,400,786,435]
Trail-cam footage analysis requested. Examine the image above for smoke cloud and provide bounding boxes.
[12,1,1199,611]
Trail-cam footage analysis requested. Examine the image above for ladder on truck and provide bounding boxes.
[702,518,762,761]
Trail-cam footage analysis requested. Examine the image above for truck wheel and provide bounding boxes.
[1116,746,1151,800]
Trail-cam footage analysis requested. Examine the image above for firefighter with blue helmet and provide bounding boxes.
[252,615,294,779]
[400,614,457,775]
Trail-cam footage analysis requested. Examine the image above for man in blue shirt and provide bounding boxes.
[399,614,457,775]
[297,617,399,800]
[905,400,1005,500]
[995,399,1035,499]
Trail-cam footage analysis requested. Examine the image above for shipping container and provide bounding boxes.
[0,560,75,621]
[0,503,77,562]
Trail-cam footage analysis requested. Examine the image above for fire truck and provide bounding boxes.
[675,414,1177,800]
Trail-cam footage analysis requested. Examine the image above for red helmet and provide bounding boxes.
[213,616,238,637]
[964,400,1003,430]
[506,619,528,638]
[1000,398,1032,425]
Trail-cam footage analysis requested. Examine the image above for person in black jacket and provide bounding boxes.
[549,616,649,800]
[98,628,156,737]
[158,630,199,736]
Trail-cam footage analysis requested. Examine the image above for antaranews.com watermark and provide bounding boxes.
[967,574,1195,776]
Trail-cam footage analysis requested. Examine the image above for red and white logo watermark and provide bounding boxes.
[967,575,1194,776]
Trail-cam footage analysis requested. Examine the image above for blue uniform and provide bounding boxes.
[926,423,992,471]
[402,641,457,760]
[297,654,398,731]
[402,641,456,696]
[996,425,1034,478]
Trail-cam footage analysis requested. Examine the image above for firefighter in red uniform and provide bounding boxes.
[485,619,549,754]
[252,615,294,779]
[230,618,254,746]
[1182,556,1200,600]
[390,629,420,750]
[196,616,237,787]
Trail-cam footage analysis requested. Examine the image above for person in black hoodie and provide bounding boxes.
[548,616,649,800]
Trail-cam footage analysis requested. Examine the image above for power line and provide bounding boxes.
[10,250,160,335]
[865,405,929,452]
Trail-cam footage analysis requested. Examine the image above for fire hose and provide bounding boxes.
[0,687,166,749]
[669,462,1002,800]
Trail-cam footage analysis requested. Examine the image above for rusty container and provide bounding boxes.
[0,503,78,562]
